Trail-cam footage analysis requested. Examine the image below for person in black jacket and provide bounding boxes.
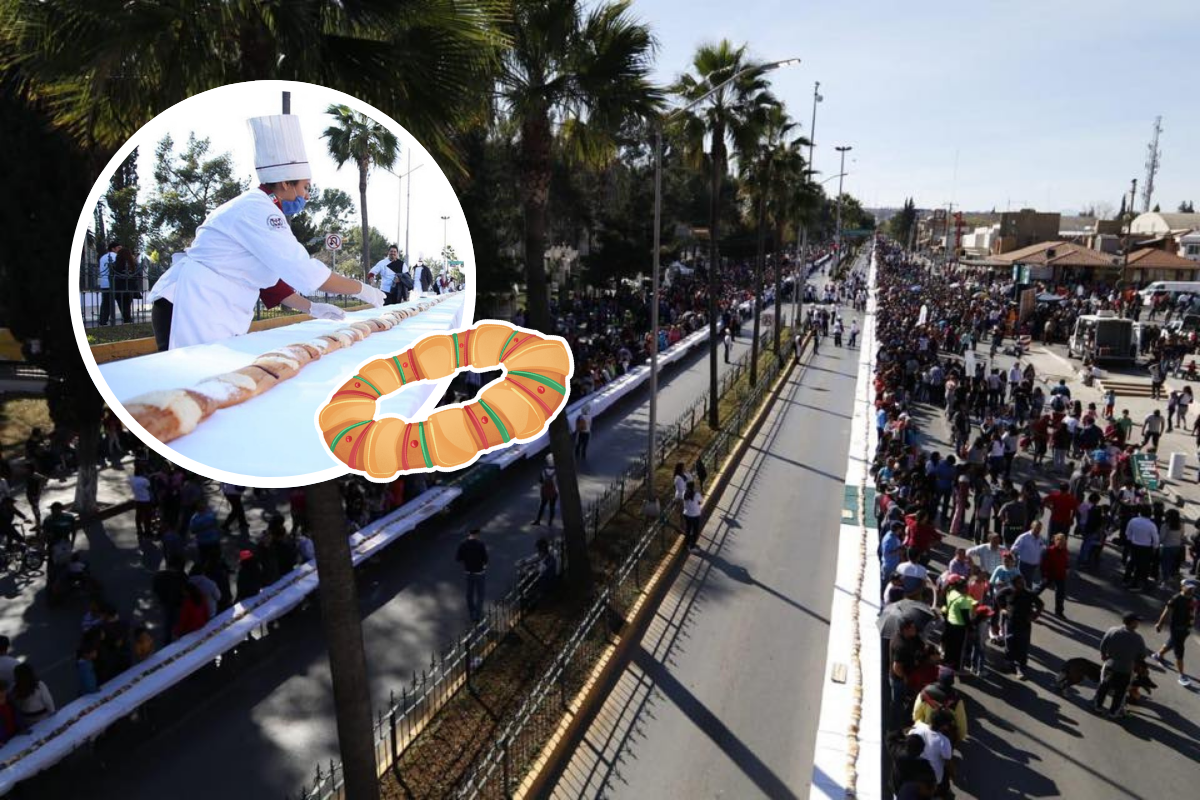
[456,529,488,623]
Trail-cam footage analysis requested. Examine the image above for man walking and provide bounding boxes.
[1142,409,1165,449]
[1012,520,1047,589]
[723,328,732,363]
[996,574,1043,679]
[1094,613,1146,718]
[1152,578,1197,687]
[220,483,248,533]
[455,528,488,623]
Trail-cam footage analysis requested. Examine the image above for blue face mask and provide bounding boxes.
[281,195,307,215]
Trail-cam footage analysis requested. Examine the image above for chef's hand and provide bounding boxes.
[354,283,387,308]
[308,302,346,321]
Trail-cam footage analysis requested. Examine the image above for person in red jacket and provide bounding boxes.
[905,510,941,564]
[1042,483,1079,538]
[1038,533,1071,617]
[173,582,211,639]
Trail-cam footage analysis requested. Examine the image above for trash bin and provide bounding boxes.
[1168,452,1187,480]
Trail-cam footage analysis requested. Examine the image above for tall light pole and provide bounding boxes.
[793,81,822,327]
[440,214,450,282]
[835,145,853,264]
[384,156,425,264]
[644,56,801,518]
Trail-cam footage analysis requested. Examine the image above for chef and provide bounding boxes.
[147,114,384,349]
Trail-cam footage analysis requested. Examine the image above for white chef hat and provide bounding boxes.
[248,115,311,183]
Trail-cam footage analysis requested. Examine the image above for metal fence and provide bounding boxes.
[452,330,805,798]
[289,327,794,800]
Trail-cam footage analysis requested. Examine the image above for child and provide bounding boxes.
[963,605,994,677]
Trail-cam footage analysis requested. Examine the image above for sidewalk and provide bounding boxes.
[912,341,1200,799]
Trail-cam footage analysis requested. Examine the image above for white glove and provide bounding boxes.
[308,302,346,321]
[353,283,386,308]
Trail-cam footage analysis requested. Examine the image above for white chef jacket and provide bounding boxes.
[368,256,401,293]
[98,251,116,289]
[147,190,331,349]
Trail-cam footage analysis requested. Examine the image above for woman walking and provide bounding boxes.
[682,481,704,553]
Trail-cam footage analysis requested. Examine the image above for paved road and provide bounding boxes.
[909,347,1200,800]
[22,313,780,800]
[549,298,860,798]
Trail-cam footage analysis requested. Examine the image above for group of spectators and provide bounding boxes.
[868,241,1200,799]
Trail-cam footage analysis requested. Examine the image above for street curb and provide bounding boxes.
[516,337,813,799]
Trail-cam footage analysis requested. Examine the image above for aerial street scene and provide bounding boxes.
[0,2,1197,799]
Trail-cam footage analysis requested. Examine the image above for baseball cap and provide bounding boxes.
[1123,612,1141,623]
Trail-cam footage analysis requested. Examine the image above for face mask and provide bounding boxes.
[281,195,307,215]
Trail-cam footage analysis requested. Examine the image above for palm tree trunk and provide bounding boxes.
[359,158,370,282]
[750,189,767,386]
[773,220,785,354]
[521,114,592,592]
[707,138,724,429]
[306,480,380,800]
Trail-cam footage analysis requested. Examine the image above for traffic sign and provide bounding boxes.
[1132,453,1159,490]
[448,260,464,267]
[325,233,343,251]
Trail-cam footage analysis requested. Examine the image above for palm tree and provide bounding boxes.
[763,138,811,355]
[671,41,776,427]
[739,105,801,384]
[322,104,400,278]
[0,0,503,172]
[496,0,661,589]
[306,480,380,800]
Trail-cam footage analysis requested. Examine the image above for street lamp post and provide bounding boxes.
[793,82,822,330]
[644,57,801,518]
[385,156,425,267]
[834,145,852,266]
[440,215,450,285]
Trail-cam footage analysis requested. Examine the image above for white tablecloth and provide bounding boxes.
[99,293,466,481]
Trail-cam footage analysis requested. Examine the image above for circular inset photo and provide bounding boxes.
[69,80,475,487]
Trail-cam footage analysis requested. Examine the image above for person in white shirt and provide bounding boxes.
[968,534,1006,576]
[1012,521,1047,588]
[911,712,956,789]
[368,245,407,303]
[146,114,383,349]
[97,241,121,326]
[11,662,55,725]
[128,466,154,539]
[682,481,704,552]
[723,329,733,363]
[1123,509,1160,590]
[573,403,593,461]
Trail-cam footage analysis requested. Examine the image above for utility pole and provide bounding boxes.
[1141,116,1163,213]
[795,81,822,327]
[404,149,413,268]
[440,214,450,281]
[1121,177,1138,291]
[835,145,852,264]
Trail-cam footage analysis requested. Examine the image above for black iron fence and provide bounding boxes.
[451,330,804,798]
[289,327,803,800]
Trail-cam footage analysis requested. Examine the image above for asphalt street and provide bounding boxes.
[35,314,774,800]
[549,297,860,798]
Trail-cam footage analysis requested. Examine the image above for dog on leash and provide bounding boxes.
[1056,657,1157,702]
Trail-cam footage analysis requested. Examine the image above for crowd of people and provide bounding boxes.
[0,418,437,743]
[868,241,1200,799]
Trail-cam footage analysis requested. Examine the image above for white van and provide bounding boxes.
[1138,281,1200,301]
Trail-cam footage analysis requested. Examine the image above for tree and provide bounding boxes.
[1179,200,1195,214]
[496,0,661,589]
[1153,203,1161,213]
[306,481,379,800]
[739,105,797,384]
[1118,194,1127,222]
[322,104,400,280]
[1093,201,1115,221]
[143,133,247,259]
[763,143,810,351]
[105,147,143,255]
[672,39,777,428]
[0,0,504,174]
[887,198,917,256]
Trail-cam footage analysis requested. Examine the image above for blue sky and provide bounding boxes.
[634,0,1197,214]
